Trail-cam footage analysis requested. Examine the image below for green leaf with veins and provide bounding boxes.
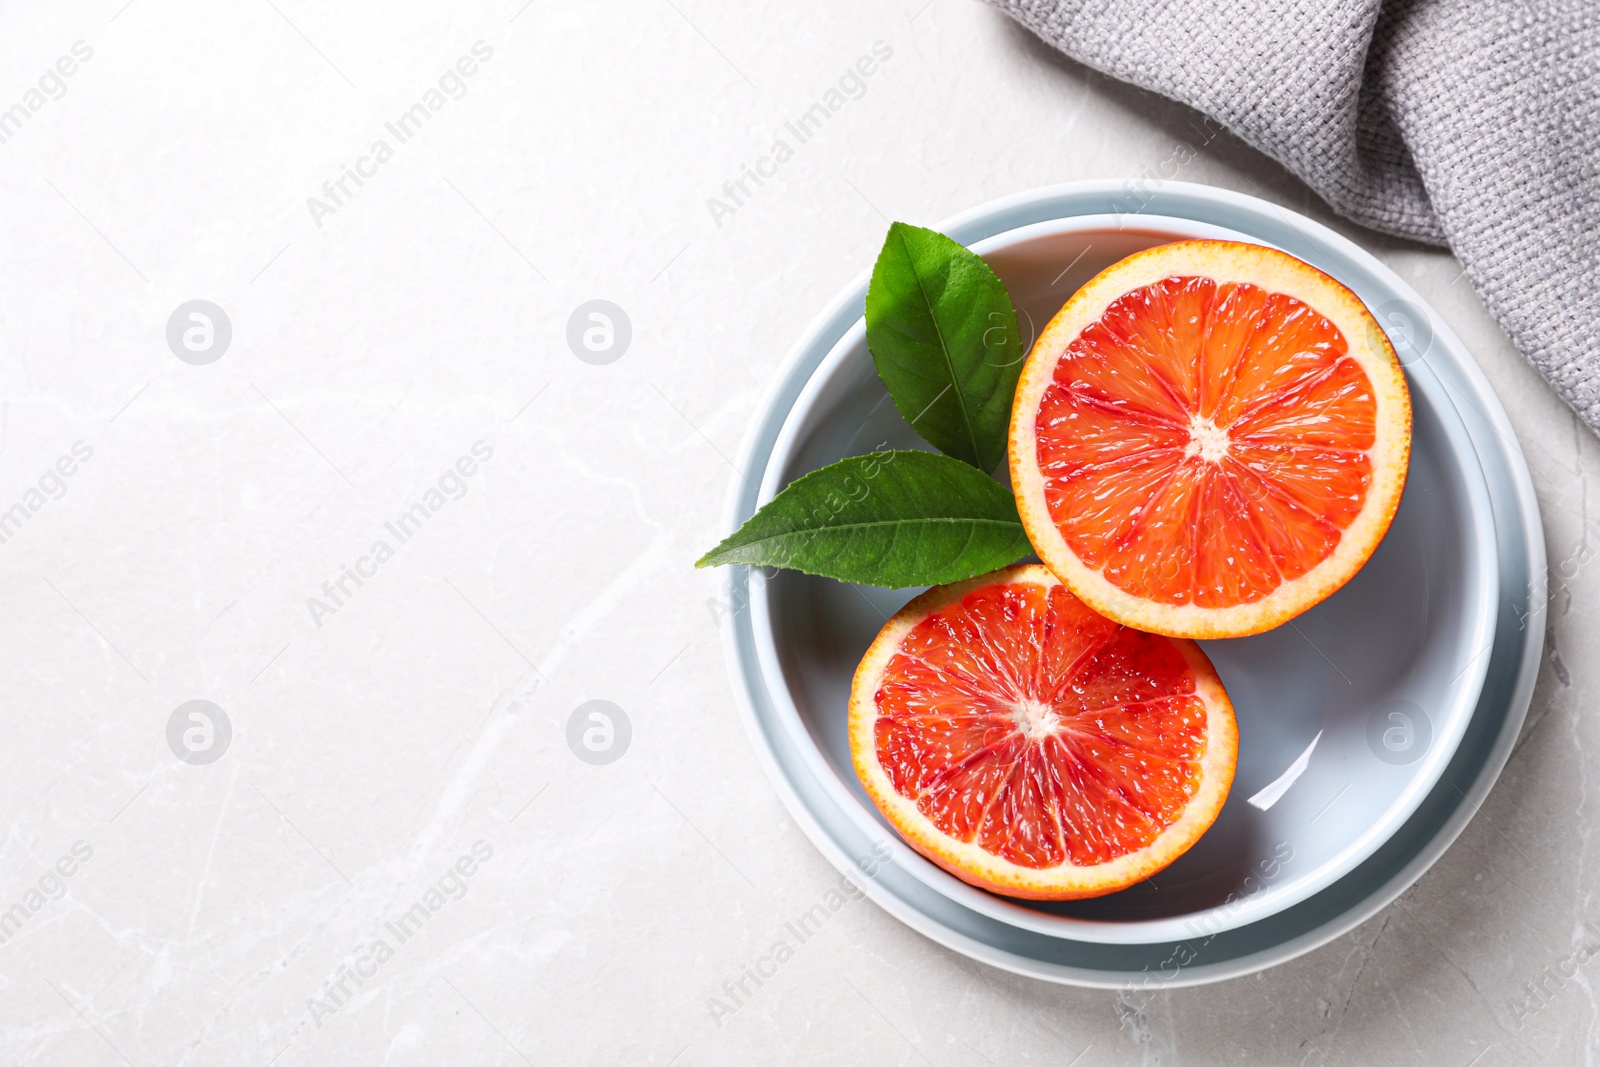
[865,222,1023,472]
[695,450,1031,587]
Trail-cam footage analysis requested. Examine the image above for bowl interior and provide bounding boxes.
[756,216,1497,943]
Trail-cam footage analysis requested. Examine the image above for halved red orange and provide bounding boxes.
[849,565,1236,900]
[1010,240,1412,639]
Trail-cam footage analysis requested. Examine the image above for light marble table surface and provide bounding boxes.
[0,0,1593,1064]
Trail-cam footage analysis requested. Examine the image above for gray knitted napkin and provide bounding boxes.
[988,0,1600,431]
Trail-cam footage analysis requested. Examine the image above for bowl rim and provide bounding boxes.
[743,209,1498,944]
[715,179,1544,983]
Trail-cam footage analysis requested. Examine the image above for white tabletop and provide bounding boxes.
[0,1,1589,1064]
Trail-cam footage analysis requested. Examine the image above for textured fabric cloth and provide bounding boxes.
[988,0,1600,431]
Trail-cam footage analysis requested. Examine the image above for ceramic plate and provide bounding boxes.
[717,181,1543,984]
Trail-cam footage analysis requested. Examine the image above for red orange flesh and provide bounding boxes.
[1010,241,1412,638]
[849,566,1237,900]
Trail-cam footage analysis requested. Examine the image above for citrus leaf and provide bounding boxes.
[866,222,1023,472]
[695,450,1032,587]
